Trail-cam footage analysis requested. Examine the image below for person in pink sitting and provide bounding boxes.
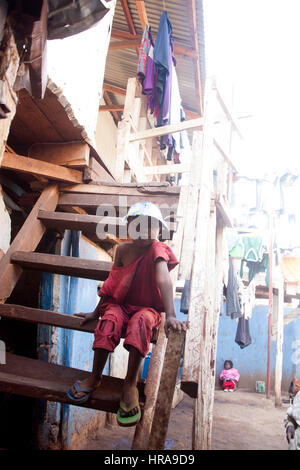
[220,360,240,392]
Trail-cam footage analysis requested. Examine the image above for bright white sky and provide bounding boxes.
[203,0,300,178]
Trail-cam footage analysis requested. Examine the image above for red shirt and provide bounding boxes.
[99,240,178,312]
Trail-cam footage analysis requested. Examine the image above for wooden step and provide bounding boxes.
[10,252,112,280]
[0,353,145,412]
[58,193,179,216]
[38,210,177,237]
[0,304,158,343]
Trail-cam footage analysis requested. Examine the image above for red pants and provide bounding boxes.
[93,303,161,357]
[222,380,236,390]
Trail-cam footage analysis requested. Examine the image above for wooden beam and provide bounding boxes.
[28,142,90,168]
[214,87,243,139]
[0,184,59,302]
[120,0,140,56]
[148,330,186,449]
[99,104,124,112]
[120,0,137,35]
[187,0,203,116]
[135,0,148,30]
[143,163,190,176]
[129,117,203,142]
[103,83,127,96]
[213,138,238,173]
[60,182,181,195]
[109,38,141,50]
[183,109,201,120]
[103,90,121,124]
[58,192,180,214]
[1,152,83,184]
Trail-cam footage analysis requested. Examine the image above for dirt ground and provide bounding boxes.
[78,389,289,451]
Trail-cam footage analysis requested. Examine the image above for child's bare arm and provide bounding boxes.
[155,259,187,336]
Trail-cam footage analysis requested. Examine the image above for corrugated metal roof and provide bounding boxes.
[104,0,206,115]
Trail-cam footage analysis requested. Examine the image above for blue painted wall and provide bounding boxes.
[216,302,300,391]
[60,233,109,448]
[39,231,110,449]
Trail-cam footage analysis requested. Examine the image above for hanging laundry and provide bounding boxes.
[143,44,158,115]
[224,256,242,319]
[153,11,172,116]
[230,235,264,262]
[137,11,185,161]
[137,25,153,84]
[240,252,269,287]
[235,315,252,349]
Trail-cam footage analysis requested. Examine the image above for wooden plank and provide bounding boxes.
[99,104,124,112]
[214,87,243,139]
[0,353,145,413]
[213,138,238,173]
[28,142,90,168]
[10,251,112,281]
[274,276,284,407]
[193,207,216,450]
[120,0,137,35]
[148,330,186,449]
[103,83,127,96]
[187,0,203,116]
[0,304,158,343]
[129,118,203,142]
[181,84,216,399]
[135,0,148,30]
[178,131,203,281]
[58,192,180,215]
[109,38,141,50]
[143,163,190,176]
[216,196,233,228]
[38,210,176,237]
[0,184,59,302]
[61,182,181,195]
[1,152,83,184]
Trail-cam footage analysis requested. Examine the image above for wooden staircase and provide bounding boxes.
[0,181,186,449]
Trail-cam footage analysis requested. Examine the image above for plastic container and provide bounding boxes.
[256,381,265,393]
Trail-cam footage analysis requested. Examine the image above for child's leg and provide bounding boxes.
[119,345,144,417]
[70,304,128,399]
[119,307,161,417]
[69,348,109,399]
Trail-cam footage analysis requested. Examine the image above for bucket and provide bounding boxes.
[256,381,265,393]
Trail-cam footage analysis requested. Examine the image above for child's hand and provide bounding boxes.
[164,317,188,337]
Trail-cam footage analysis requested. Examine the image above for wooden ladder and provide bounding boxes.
[0,181,187,450]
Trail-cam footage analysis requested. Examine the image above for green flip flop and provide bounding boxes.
[117,388,141,427]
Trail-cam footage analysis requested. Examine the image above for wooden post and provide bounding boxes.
[274,275,284,407]
[147,330,185,450]
[181,83,216,399]
[192,205,216,450]
[115,78,138,182]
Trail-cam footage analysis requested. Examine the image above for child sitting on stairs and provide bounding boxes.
[67,201,187,427]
